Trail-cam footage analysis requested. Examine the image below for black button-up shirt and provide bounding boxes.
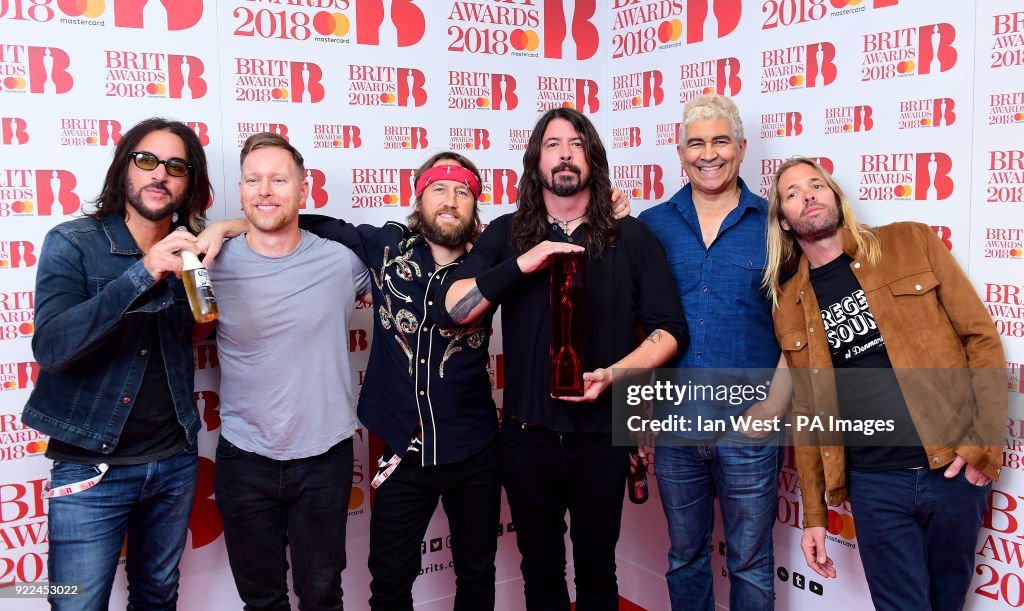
[300,216,497,466]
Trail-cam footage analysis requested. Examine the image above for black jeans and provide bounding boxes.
[215,435,354,611]
[500,421,629,611]
[368,438,500,611]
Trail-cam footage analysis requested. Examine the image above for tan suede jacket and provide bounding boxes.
[773,222,1007,528]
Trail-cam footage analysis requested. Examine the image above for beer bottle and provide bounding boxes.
[628,446,649,504]
[176,227,219,323]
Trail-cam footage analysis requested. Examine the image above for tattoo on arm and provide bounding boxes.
[450,285,484,323]
[644,330,663,345]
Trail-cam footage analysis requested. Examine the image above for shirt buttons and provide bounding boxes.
[121,396,131,404]
[139,349,148,356]
[696,352,702,358]
[824,451,830,457]
[702,286,708,292]
[933,457,940,464]
[794,341,801,347]
[699,319,704,324]
[428,300,433,306]
[809,327,815,333]
[853,262,861,269]
[420,359,426,364]
[419,390,425,396]
[818,410,824,415]
[914,284,922,291]
[800,290,806,296]
[812,368,819,374]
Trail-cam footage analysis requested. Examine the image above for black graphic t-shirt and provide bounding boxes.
[809,253,926,471]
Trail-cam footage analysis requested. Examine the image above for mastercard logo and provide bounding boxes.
[657,19,683,44]
[271,88,289,100]
[830,0,863,7]
[893,184,913,197]
[478,193,492,203]
[1014,112,1024,122]
[380,92,396,104]
[789,74,805,87]
[9,201,34,214]
[24,439,47,454]
[348,486,364,510]
[2,77,27,90]
[510,29,540,52]
[382,194,398,205]
[146,83,167,95]
[896,60,916,74]
[313,12,350,37]
[60,0,105,18]
[826,509,856,540]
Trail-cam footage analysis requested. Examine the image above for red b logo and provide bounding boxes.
[543,0,598,60]
[686,0,742,43]
[918,23,957,75]
[355,0,425,47]
[27,46,73,94]
[853,106,873,132]
[805,43,837,87]
[35,170,79,215]
[1,118,28,145]
[113,0,203,30]
[575,79,600,113]
[304,169,329,209]
[167,55,207,99]
[489,74,518,111]
[290,62,325,104]
[397,68,426,107]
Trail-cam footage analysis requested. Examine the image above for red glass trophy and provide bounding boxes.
[550,252,586,396]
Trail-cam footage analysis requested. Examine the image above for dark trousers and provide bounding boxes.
[368,439,500,611]
[849,466,990,611]
[215,436,354,611]
[500,422,630,611]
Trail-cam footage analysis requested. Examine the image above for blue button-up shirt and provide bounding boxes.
[639,179,780,435]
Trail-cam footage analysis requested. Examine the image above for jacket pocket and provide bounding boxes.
[886,270,943,329]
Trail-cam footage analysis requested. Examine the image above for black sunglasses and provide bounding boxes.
[129,151,192,178]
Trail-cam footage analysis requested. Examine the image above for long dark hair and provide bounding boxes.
[407,151,482,243]
[88,117,212,232]
[512,108,615,254]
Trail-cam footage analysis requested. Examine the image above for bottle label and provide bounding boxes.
[194,268,212,288]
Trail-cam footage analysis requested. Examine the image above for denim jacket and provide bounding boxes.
[22,215,199,453]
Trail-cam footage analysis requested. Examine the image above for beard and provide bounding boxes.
[244,200,293,233]
[419,209,477,249]
[125,178,183,222]
[542,162,589,197]
[785,204,842,242]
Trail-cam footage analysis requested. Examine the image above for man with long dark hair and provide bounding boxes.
[435,108,687,610]
[22,117,212,609]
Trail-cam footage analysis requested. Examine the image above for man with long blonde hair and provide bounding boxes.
[766,157,1005,611]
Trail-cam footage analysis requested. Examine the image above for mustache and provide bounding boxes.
[552,162,581,176]
[142,182,171,195]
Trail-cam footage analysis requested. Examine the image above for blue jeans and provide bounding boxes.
[849,467,989,611]
[47,448,198,611]
[215,435,353,611]
[655,434,779,611]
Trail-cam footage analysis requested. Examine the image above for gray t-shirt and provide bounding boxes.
[211,230,370,460]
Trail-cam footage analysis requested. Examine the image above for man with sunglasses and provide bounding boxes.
[22,118,212,609]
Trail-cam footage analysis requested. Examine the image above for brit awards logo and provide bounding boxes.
[861,23,956,81]
[988,91,1024,126]
[761,42,836,92]
[0,360,38,390]
[759,156,834,198]
[858,152,953,201]
[0,169,79,217]
[449,128,490,151]
[987,150,1024,205]
[350,167,414,208]
[679,57,740,102]
[383,126,428,150]
[448,0,540,57]
[760,112,802,138]
[991,11,1024,69]
[823,105,873,135]
[612,127,643,149]
[349,65,425,107]
[313,124,362,149]
[0,413,46,462]
[105,51,205,99]
[0,241,37,269]
[448,72,518,111]
[58,118,121,146]
[984,284,1024,338]
[611,70,663,111]
[984,228,1023,260]
[354,0,425,47]
[235,58,322,103]
[0,290,34,341]
[0,45,73,94]
[0,117,28,145]
[897,98,955,130]
[479,168,518,205]
[508,128,531,151]
[535,76,599,113]
[613,164,664,201]
[236,123,291,148]
[611,0,740,58]
[656,121,682,146]
[182,121,210,147]
[543,0,598,60]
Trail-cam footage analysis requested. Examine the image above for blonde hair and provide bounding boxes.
[763,157,881,308]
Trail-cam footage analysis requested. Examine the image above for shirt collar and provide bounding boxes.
[101,214,144,256]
